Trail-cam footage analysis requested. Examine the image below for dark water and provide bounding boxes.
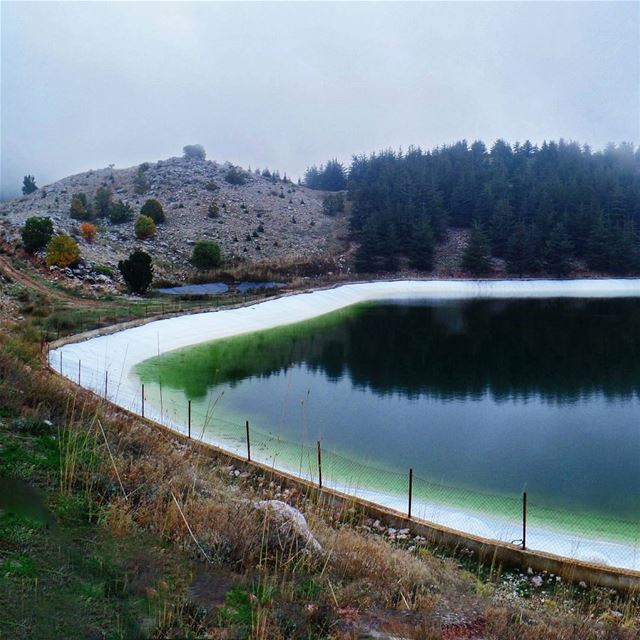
[157,281,284,295]
[137,298,640,520]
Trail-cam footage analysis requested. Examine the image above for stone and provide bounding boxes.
[253,499,322,554]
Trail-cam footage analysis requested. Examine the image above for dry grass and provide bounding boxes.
[1,325,639,638]
[188,254,347,284]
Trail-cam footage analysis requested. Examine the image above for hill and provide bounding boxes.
[0,155,349,280]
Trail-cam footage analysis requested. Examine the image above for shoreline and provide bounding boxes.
[49,278,640,571]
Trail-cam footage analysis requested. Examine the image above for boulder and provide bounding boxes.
[253,499,322,554]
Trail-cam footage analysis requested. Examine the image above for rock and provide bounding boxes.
[253,499,322,554]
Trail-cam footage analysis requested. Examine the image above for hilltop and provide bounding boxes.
[0,155,350,281]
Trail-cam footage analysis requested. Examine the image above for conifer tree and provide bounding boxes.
[545,223,573,276]
[462,226,491,274]
[408,221,435,271]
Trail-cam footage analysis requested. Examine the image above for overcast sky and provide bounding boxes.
[1,1,638,198]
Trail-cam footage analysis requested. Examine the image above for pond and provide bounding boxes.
[51,279,640,566]
[157,281,285,295]
[136,297,640,542]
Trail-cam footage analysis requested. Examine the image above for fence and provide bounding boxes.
[33,288,280,342]
[58,354,640,575]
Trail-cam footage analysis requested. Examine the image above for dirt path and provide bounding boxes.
[0,253,104,308]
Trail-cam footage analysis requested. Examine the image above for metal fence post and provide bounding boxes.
[317,441,322,488]
[408,468,413,519]
[522,491,527,550]
[188,400,191,439]
[78,360,81,385]
[245,420,251,462]
[141,384,145,417]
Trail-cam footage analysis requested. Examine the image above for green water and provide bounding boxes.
[136,298,640,535]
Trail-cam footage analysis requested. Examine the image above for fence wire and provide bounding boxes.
[152,404,640,572]
[51,351,640,573]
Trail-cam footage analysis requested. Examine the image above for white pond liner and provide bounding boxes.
[49,279,640,571]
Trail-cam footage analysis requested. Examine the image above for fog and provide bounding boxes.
[1,1,638,199]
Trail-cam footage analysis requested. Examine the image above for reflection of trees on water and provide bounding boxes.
[140,299,640,402]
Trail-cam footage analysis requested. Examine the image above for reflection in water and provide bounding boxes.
[137,298,640,519]
[143,299,640,402]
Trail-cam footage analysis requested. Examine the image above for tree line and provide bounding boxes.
[307,140,640,275]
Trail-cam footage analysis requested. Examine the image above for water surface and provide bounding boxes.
[136,298,640,525]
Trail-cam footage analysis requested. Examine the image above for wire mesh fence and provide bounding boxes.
[35,288,281,342]
[49,349,640,573]
[133,391,640,572]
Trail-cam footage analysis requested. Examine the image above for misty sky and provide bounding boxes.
[1,1,638,199]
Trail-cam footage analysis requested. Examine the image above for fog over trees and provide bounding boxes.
[1,2,637,198]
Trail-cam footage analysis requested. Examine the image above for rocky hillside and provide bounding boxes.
[0,156,349,279]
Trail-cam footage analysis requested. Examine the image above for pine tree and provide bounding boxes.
[545,223,573,276]
[408,221,435,271]
[118,250,154,294]
[462,226,491,275]
[94,187,113,218]
[22,175,37,195]
[506,222,537,276]
[355,222,384,272]
[586,213,612,271]
[609,223,639,274]
[489,198,515,257]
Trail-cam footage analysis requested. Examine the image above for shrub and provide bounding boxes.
[46,235,80,268]
[93,264,114,277]
[225,166,248,186]
[191,240,222,270]
[322,193,345,216]
[140,198,165,223]
[207,202,220,218]
[109,200,133,224]
[22,175,37,195]
[118,250,153,294]
[134,164,150,195]
[70,193,92,220]
[183,144,206,161]
[80,223,97,243]
[205,180,219,192]
[134,215,156,239]
[94,187,112,218]
[21,216,53,253]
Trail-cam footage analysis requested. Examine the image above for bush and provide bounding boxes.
[93,264,114,277]
[118,250,153,294]
[70,193,92,220]
[205,180,219,192]
[22,175,37,195]
[183,144,206,161]
[46,235,80,268]
[322,193,345,216]
[109,200,133,224]
[191,240,222,270]
[21,217,53,253]
[140,198,165,223]
[207,202,220,218]
[80,223,97,243]
[134,215,156,239]
[94,187,112,217]
[134,164,150,195]
[225,166,248,186]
